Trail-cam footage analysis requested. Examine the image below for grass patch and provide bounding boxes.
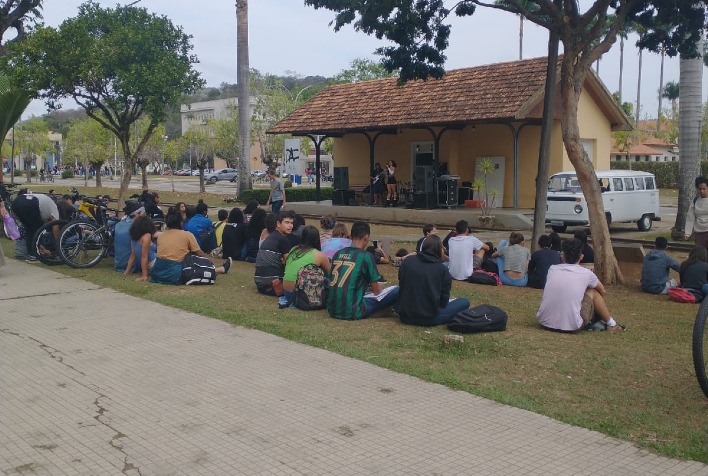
[3,198,707,463]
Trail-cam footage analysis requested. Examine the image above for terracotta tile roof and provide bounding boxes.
[268,56,555,135]
[641,135,674,147]
[611,143,664,155]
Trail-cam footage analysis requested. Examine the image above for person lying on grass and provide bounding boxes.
[537,238,624,333]
[151,211,231,285]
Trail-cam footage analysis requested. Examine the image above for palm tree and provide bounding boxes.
[674,34,704,239]
[617,22,631,104]
[656,47,665,131]
[635,30,645,124]
[236,0,252,195]
[662,81,679,116]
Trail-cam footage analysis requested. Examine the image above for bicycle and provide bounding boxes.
[57,197,119,268]
[693,300,708,398]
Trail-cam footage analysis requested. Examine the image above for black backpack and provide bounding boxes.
[181,253,217,285]
[293,264,329,310]
[447,304,508,334]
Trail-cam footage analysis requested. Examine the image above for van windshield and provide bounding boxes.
[548,175,582,192]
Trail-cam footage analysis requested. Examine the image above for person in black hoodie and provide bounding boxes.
[394,234,471,326]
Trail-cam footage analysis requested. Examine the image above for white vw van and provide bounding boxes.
[546,170,660,232]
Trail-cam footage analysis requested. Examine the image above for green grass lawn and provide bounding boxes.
[3,185,707,463]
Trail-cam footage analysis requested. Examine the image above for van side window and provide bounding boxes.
[645,177,655,190]
[613,178,623,191]
[624,178,635,191]
[634,178,645,190]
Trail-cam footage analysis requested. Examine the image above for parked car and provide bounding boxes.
[251,170,266,178]
[206,168,238,182]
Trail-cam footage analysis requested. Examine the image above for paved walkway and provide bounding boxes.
[1,260,706,476]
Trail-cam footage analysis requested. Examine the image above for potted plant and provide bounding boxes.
[471,158,498,227]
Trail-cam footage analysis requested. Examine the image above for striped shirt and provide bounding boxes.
[327,246,382,320]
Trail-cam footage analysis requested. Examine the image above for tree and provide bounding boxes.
[134,120,167,190]
[674,33,704,240]
[236,0,252,196]
[181,127,213,193]
[209,105,239,167]
[13,116,48,182]
[304,0,705,284]
[0,0,43,56]
[334,58,396,83]
[662,81,680,116]
[63,117,112,187]
[6,1,203,208]
[656,46,665,131]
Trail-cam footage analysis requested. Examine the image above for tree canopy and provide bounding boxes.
[5,1,203,206]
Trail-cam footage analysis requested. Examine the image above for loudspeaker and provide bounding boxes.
[414,192,437,210]
[332,189,354,206]
[333,167,349,191]
[458,187,472,205]
[415,166,435,193]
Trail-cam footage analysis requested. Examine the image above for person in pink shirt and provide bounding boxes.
[537,239,625,333]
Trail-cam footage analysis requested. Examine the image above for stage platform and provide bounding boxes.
[286,201,534,230]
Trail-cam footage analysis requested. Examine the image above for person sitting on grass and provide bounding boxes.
[114,202,145,272]
[641,236,680,295]
[549,231,562,255]
[221,208,247,261]
[447,220,489,281]
[574,229,594,264]
[213,209,228,249]
[124,215,158,282]
[678,246,708,301]
[254,210,295,297]
[395,234,470,326]
[537,238,624,333]
[243,199,260,223]
[282,225,331,309]
[366,241,391,265]
[151,211,231,285]
[319,215,337,242]
[527,234,562,289]
[321,222,352,260]
[490,232,531,287]
[244,208,267,263]
[327,221,400,320]
[185,202,216,252]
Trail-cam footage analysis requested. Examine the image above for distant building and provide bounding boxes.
[611,136,679,162]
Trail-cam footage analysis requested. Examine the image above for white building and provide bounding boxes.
[611,136,679,162]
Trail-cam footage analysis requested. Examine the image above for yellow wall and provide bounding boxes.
[332,89,613,208]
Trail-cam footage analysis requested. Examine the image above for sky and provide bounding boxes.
[23,0,708,122]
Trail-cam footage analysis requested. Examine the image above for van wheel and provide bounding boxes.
[637,214,652,231]
[551,224,567,233]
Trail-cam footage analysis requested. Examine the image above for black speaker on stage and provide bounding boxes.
[414,166,435,194]
[458,187,473,205]
[332,189,354,206]
[414,192,437,210]
[333,167,349,191]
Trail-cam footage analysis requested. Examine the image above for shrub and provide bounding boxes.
[238,187,333,204]
[284,179,293,189]
[61,169,75,179]
[29,170,38,178]
[13,169,23,177]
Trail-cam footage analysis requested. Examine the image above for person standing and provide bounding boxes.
[395,235,470,326]
[385,160,397,207]
[685,177,708,249]
[266,170,286,214]
[327,221,399,320]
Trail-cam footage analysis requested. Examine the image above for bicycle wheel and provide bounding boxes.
[693,300,708,398]
[153,219,166,232]
[32,219,68,266]
[58,221,106,268]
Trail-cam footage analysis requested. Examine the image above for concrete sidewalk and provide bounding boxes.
[1,260,706,476]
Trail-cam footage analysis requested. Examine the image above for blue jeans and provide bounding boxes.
[492,240,528,287]
[271,200,283,214]
[363,286,400,318]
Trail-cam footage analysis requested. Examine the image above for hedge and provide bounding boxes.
[239,187,333,204]
[61,169,75,179]
[610,161,708,189]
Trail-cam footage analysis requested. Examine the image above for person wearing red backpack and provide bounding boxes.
[678,246,708,302]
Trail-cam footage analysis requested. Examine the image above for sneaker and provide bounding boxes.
[607,323,626,333]
[25,256,38,263]
[222,257,232,274]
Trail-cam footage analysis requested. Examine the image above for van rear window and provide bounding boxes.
[645,177,655,190]
[634,178,645,190]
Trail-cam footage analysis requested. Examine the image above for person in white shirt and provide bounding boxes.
[447,220,489,281]
[537,238,625,333]
[685,177,708,249]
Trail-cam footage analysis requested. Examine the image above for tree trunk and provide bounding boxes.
[236,0,252,199]
[657,48,665,131]
[199,166,205,193]
[618,36,624,104]
[95,163,103,187]
[635,48,643,124]
[674,34,704,238]
[83,158,88,188]
[140,164,148,190]
[118,168,132,213]
[531,27,559,252]
[559,57,623,285]
[519,15,523,61]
